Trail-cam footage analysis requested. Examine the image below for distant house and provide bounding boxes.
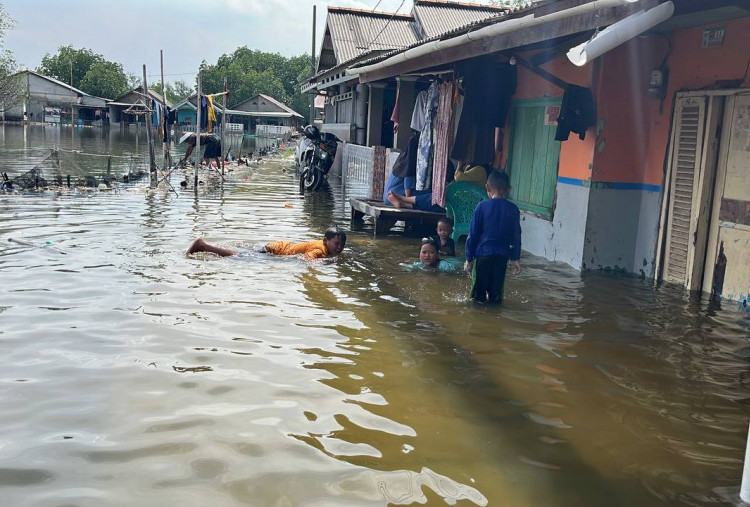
[171,94,223,128]
[3,70,108,125]
[230,94,303,134]
[108,86,171,126]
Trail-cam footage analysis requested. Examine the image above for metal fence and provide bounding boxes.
[257,125,292,136]
[341,143,373,198]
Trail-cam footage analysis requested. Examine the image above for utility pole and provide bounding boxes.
[142,64,157,178]
[194,71,202,191]
[221,76,227,176]
[160,50,170,171]
[309,5,316,125]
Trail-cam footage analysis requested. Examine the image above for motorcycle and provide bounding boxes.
[298,125,340,192]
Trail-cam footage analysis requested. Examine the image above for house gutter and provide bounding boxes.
[349,0,650,83]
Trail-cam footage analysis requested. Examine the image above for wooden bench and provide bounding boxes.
[349,198,445,236]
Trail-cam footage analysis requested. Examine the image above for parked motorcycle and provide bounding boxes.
[298,125,340,192]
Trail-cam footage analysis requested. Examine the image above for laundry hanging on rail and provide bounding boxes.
[390,84,401,133]
[431,80,458,207]
[206,94,217,133]
[415,80,440,191]
[200,95,208,130]
[451,57,517,165]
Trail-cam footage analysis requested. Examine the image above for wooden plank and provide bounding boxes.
[349,198,445,237]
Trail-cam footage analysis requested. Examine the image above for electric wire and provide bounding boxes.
[364,0,407,51]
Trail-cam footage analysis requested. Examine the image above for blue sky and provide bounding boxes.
[3,0,417,84]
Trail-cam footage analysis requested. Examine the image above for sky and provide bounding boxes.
[2,0,450,85]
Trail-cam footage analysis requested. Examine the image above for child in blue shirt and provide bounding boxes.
[463,170,522,303]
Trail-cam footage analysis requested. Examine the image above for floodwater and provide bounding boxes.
[1,123,750,506]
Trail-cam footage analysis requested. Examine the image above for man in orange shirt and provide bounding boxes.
[186,226,346,260]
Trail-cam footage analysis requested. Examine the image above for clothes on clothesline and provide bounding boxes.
[451,57,517,165]
[555,84,596,141]
[200,95,208,130]
[416,80,440,191]
[432,80,457,207]
[410,88,428,132]
[152,101,160,129]
[206,95,217,133]
[390,85,401,133]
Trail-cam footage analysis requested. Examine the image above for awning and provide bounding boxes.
[349,0,655,83]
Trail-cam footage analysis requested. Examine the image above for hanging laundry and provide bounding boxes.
[555,85,596,141]
[152,100,160,129]
[451,57,517,166]
[163,107,173,142]
[200,95,208,131]
[415,80,440,191]
[390,84,401,133]
[206,95,217,133]
[432,80,457,207]
[411,89,428,132]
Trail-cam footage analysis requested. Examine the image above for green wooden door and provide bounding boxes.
[506,98,562,219]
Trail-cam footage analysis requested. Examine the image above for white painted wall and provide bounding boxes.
[520,181,589,270]
[583,187,661,276]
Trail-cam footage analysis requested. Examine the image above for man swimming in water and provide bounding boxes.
[186,225,346,260]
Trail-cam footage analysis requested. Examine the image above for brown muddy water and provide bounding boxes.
[1,124,750,506]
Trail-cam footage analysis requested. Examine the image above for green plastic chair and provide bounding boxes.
[445,181,487,242]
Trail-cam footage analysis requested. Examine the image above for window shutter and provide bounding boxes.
[663,96,707,285]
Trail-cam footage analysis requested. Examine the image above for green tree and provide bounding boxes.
[199,47,311,121]
[0,1,22,112]
[126,72,141,91]
[152,79,193,104]
[39,46,100,89]
[172,79,193,101]
[38,46,129,99]
[79,60,128,99]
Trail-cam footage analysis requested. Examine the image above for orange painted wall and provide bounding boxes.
[504,52,596,182]
[503,15,750,187]
[594,15,750,185]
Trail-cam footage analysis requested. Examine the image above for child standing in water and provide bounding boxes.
[432,217,456,257]
[464,170,521,304]
[187,226,346,260]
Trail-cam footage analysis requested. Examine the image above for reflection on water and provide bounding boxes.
[1,124,749,506]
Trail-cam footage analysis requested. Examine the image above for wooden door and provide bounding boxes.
[661,96,709,288]
[506,98,562,219]
[702,94,750,301]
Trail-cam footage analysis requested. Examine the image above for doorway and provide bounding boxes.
[658,90,750,302]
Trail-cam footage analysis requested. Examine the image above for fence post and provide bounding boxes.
[370,145,386,201]
[341,142,349,190]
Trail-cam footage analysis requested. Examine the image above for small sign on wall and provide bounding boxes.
[545,105,561,126]
[702,26,725,48]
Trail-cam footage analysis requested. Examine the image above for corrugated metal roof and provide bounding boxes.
[306,0,542,88]
[347,1,547,72]
[327,7,420,66]
[413,0,507,39]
